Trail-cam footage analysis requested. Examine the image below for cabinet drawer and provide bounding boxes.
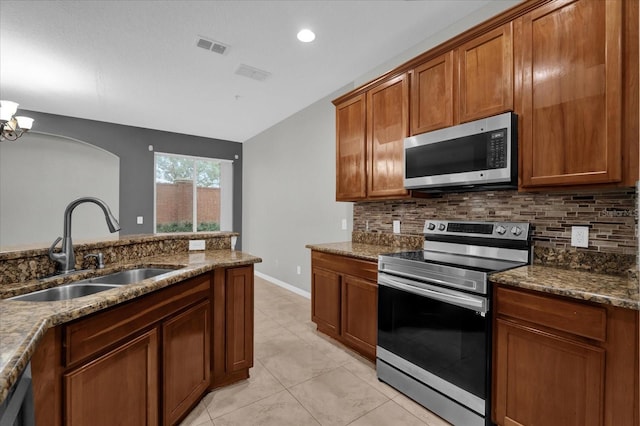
[495,286,607,342]
[65,274,210,367]
[311,251,377,282]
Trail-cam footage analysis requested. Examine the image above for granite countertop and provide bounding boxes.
[305,241,416,262]
[0,249,262,403]
[491,265,640,311]
[307,241,639,311]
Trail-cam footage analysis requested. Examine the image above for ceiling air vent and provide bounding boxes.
[235,64,271,82]
[196,36,229,55]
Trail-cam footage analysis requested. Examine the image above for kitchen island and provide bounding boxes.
[0,233,261,425]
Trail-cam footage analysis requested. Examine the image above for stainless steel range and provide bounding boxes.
[377,220,531,426]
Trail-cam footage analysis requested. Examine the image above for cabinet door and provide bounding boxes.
[336,94,367,201]
[410,52,454,135]
[457,22,513,123]
[225,266,254,372]
[64,329,159,426]
[494,319,605,426]
[518,0,622,188]
[311,267,341,337]
[366,74,409,198]
[341,275,377,360]
[163,301,210,426]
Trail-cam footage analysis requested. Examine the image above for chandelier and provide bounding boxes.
[0,100,34,141]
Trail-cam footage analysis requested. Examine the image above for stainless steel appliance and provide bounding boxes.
[404,112,517,192]
[377,220,531,426]
[0,363,35,426]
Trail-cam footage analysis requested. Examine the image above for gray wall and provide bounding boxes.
[242,1,520,293]
[19,110,243,246]
[243,86,353,293]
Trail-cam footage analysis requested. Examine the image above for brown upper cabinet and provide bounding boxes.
[410,23,513,136]
[457,23,514,124]
[335,74,409,201]
[335,94,367,201]
[517,0,625,188]
[334,0,638,195]
[410,52,455,135]
[366,74,409,198]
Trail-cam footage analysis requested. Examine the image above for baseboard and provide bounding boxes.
[254,271,311,299]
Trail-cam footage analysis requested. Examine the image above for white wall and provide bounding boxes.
[243,86,353,293]
[0,132,119,249]
[243,1,521,292]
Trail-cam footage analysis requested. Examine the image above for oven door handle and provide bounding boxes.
[378,273,488,313]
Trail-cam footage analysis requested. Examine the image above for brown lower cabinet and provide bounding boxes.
[493,284,639,426]
[31,265,254,426]
[211,266,254,388]
[310,251,377,360]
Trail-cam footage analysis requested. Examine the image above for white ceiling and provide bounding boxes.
[1,1,511,142]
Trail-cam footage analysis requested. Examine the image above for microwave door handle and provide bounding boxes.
[378,274,487,313]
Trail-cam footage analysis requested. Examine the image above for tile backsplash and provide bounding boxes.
[354,189,637,275]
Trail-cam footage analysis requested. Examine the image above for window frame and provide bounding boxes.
[153,152,233,234]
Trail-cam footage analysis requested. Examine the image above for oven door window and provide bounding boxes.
[378,284,487,399]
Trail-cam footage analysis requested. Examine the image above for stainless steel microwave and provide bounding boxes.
[404,112,517,192]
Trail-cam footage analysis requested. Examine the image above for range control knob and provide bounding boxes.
[427,223,436,230]
[438,223,446,231]
[495,225,507,235]
[511,226,523,236]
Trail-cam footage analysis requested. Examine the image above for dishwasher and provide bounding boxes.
[0,363,35,426]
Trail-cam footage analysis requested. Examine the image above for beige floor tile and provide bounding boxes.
[283,318,317,336]
[288,367,389,426]
[285,320,362,363]
[348,400,427,426]
[260,343,343,388]
[254,315,281,334]
[253,326,308,360]
[204,360,285,419]
[341,359,399,399]
[392,394,452,426]
[212,390,320,426]
[268,305,311,325]
[179,400,212,426]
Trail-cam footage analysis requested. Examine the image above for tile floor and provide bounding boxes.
[180,275,451,426]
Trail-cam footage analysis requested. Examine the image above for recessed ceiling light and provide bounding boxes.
[297,29,315,43]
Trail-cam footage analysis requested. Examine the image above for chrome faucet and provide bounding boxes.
[49,197,121,274]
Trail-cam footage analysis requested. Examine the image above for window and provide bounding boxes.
[154,153,233,233]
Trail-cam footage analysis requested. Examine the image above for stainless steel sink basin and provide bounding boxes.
[6,267,179,302]
[76,267,177,285]
[8,283,119,302]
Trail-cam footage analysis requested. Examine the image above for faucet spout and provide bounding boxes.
[49,197,121,274]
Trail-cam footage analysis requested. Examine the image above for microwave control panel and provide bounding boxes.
[486,128,507,169]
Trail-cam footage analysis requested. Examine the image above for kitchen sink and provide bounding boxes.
[75,267,177,285]
[8,283,119,302]
[7,267,179,302]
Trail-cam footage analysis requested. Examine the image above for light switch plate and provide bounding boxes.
[189,240,206,251]
[571,226,589,248]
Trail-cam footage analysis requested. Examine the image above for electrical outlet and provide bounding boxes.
[136,216,143,225]
[296,266,301,275]
[341,219,347,230]
[571,226,589,248]
[393,220,401,234]
[188,240,206,251]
